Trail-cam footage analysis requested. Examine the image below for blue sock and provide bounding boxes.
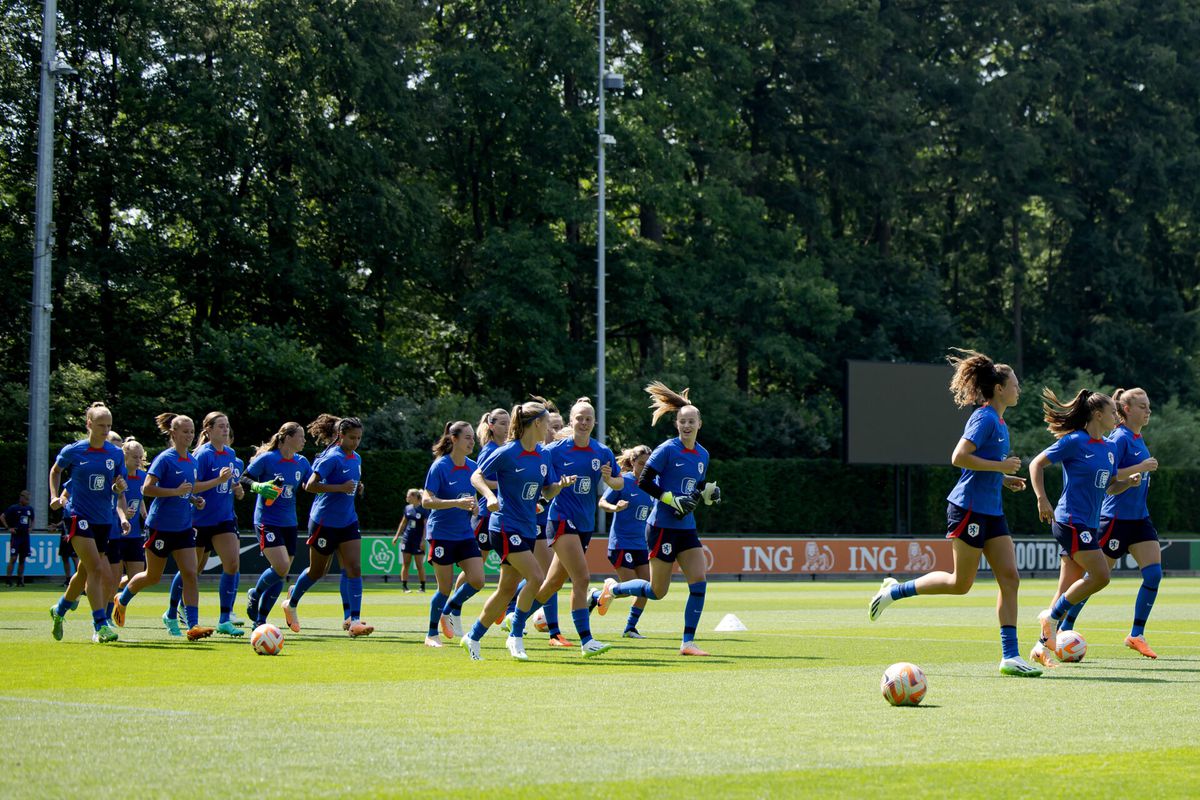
[613,579,657,600]
[890,580,918,600]
[118,586,136,607]
[348,577,363,619]
[1050,593,1073,621]
[218,572,238,623]
[544,593,560,636]
[625,605,644,632]
[92,609,107,631]
[683,581,706,644]
[1059,599,1088,632]
[340,574,351,619]
[507,580,525,615]
[290,569,316,607]
[185,604,199,629]
[443,583,479,616]
[469,619,489,642]
[1132,563,1162,638]
[512,605,533,638]
[571,608,592,645]
[106,602,114,618]
[168,572,184,618]
[428,591,449,636]
[259,581,284,622]
[54,595,72,617]
[1000,625,1018,659]
[254,568,283,597]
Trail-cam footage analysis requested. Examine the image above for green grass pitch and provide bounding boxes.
[2,578,1198,798]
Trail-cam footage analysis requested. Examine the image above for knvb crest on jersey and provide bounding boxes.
[105,459,115,471]
[591,458,601,472]
[698,463,705,474]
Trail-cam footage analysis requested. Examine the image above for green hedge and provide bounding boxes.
[3,442,1197,534]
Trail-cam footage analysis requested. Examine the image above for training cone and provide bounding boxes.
[714,613,747,632]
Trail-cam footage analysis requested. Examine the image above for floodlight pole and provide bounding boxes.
[596,0,608,446]
[27,0,64,532]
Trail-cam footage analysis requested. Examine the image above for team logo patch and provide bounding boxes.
[624,553,633,564]
[698,463,705,474]
[1080,532,1093,544]
[434,546,445,558]
[967,523,981,538]
[636,506,650,521]
[478,533,488,545]
[591,458,601,471]
[509,535,521,546]
[1108,538,1120,551]
[540,464,547,477]
[661,543,673,555]
[78,519,90,531]
[266,532,276,543]
[1108,452,1115,465]
[105,459,115,470]
[294,471,301,481]
[155,539,165,551]
[317,537,327,548]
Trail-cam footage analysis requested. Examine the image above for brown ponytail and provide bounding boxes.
[617,444,651,472]
[946,348,1014,408]
[307,413,363,447]
[1042,388,1113,438]
[194,411,229,454]
[255,422,304,458]
[432,420,473,456]
[645,381,698,425]
[476,408,509,445]
[1112,387,1147,423]
[507,397,550,443]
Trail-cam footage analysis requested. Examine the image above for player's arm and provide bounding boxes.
[193,466,234,492]
[1106,472,1143,496]
[392,514,411,544]
[638,466,696,516]
[304,471,354,494]
[1116,458,1158,481]
[142,474,191,498]
[951,438,1021,474]
[470,470,499,512]
[1028,452,1053,522]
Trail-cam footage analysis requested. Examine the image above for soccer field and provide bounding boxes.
[3,578,1198,799]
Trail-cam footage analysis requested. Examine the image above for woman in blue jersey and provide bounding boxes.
[596,444,654,638]
[47,402,130,643]
[463,398,576,661]
[281,414,372,637]
[392,489,430,593]
[421,421,481,648]
[1027,388,1143,668]
[527,404,571,643]
[1053,387,1162,658]
[161,411,244,637]
[242,422,313,628]
[469,409,509,563]
[596,382,721,656]
[113,413,227,641]
[867,350,1041,677]
[108,438,149,595]
[527,397,622,657]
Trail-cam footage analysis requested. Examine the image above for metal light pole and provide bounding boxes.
[28,0,73,532]
[597,0,622,446]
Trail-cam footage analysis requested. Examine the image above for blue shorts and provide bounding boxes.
[195,519,237,552]
[608,547,649,570]
[1098,517,1159,560]
[401,533,425,555]
[946,504,1010,547]
[647,525,702,563]
[487,527,535,565]
[8,532,31,559]
[307,521,360,556]
[145,528,197,556]
[1051,521,1101,558]
[258,524,298,557]
[106,537,145,564]
[66,516,112,552]
[549,518,593,552]
[474,516,495,553]
[429,538,482,566]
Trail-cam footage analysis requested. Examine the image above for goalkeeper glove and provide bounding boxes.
[250,479,283,502]
[699,482,721,505]
[660,491,698,519]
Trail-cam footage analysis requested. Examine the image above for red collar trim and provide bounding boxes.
[569,444,595,452]
[343,451,358,460]
[86,446,106,452]
[452,465,472,471]
[998,418,1007,426]
[1087,438,1105,444]
[681,447,699,454]
[281,456,297,463]
[126,473,143,481]
[519,449,541,457]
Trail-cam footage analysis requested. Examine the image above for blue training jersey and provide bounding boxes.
[309,445,361,527]
[945,405,1009,516]
[193,443,238,526]
[55,440,125,524]
[3,504,32,535]
[1043,431,1116,529]
[478,440,558,538]
[145,448,199,531]
[603,470,653,550]
[119,469,147,538]
[424,455,477,541]
[1101,425,1152,521]
[545,437,618,533]
[245,450,312,527]
[645,437,710,529]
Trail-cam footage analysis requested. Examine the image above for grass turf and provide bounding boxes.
[1,577,1198,798]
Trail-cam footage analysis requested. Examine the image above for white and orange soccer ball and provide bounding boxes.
[533,608,549,633]
[251,623,284,655]
[881,662,927,706]
[1055,630,1087,663]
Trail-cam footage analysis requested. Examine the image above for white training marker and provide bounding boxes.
[714,613,747,632]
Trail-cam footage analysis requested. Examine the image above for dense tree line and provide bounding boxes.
[3,1,1200,461]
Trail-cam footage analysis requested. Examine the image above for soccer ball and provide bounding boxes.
[251,623,284,655]
[1055,630,1087,663]
[533,607,548,633]
[881,662,927,706]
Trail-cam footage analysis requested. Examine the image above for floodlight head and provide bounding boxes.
[49,58,77,77]
[603,73,624,91]
[600,133,616,146]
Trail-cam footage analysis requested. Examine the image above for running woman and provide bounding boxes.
[596,444,654,638]
[164,411,244,637]
[242,422,312,628]
[106,438,149,596]
[421,421,482,648]
[528,397,622,657]
[1027,388,1142,668]
[867,350,1041,677]
[392,489,429,592]
[48,402,130,643]
[113,413,228,641]
[3,490,34,587]
[280,414,373,637]
[462,398,576,661]
[1056,387,1162,658]
[595,382,721,656]
[464,408,509,583]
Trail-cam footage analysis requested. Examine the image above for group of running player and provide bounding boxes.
[40,382,723,660]
[869,349,1165,676]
